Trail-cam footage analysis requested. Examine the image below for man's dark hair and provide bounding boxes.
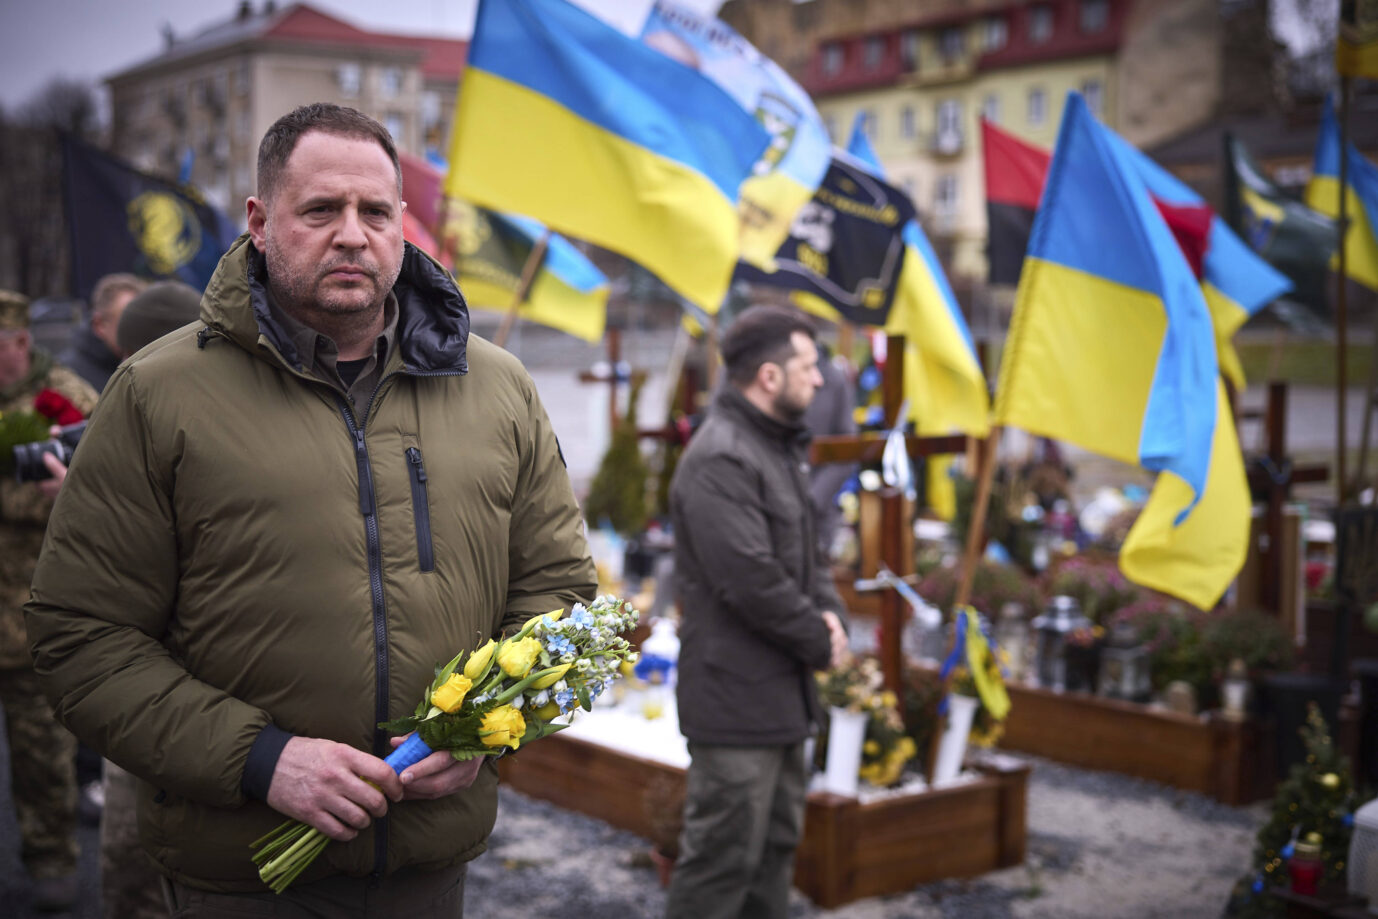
[256,103,402,201]
[721,305,816,387]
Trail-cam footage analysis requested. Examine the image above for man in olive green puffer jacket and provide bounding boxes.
[24,104,596,915]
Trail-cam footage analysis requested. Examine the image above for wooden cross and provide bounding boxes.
[809,333,968,701]
[576,327,646,432]
[1243,381,1328,615]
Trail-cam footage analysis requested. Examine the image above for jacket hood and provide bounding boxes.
[200,234,469,374]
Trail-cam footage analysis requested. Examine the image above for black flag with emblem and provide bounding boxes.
[62,135,239,301]
[735,152,916,327]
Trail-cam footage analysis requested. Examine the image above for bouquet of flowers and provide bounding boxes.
[815,656,917,788]
[251,596,639,892]
[0,388,85,476]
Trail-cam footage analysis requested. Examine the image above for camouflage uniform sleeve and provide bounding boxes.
[0,365,99,527]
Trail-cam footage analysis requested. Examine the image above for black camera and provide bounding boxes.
[13,421,87,483]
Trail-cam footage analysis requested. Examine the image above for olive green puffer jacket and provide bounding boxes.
[25,236,597,891]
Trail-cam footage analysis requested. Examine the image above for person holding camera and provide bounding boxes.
[0,289,97,912]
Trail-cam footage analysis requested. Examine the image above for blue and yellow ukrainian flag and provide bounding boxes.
[847,122,989,519]
[1112,134,1292,391]
[994,94,1248,610]
[636,3,831,271]
[445,202,609,343]
[447,0,770,315]
[1306,94,1378,292]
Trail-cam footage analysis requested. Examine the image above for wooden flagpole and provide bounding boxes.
[493,228,553,350]
[954,423,1002,609]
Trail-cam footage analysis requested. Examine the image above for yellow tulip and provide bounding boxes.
[497,637,542,679]
[429,673,473,713]
[531,701,561,721]
[463,640,497,681]
[529,663,571,690]
[479,705,526,749]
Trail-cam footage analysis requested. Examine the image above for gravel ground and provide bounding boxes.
[464,754,1266,919]
[0,739,1266,918]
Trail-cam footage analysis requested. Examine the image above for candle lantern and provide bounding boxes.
[1221,658,1252,722]
[1097,621,1151,702]
[994,602,1030,684]
[1031,595,1092,692]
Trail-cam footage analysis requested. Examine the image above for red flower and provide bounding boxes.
[33,389,85,426]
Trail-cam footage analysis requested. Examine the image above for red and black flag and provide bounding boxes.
[981,118,1051,286]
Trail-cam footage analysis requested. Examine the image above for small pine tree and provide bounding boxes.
[584,377,650,538]
[1228,704,1357,917]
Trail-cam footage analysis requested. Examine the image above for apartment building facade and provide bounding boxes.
[106,1,465,220]
[722,0,1224,285]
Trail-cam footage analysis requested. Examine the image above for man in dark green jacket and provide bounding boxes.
[25,104,596,916]
[666,305,848,919]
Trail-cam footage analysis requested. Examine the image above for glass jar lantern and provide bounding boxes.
[1097,621,1151,702]
[1031,595,1092,692]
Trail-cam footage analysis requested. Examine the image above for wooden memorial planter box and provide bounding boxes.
[995,680,1275,805]
[497,732,1030,909]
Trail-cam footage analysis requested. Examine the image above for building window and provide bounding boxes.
[1028,87,1047,126]
[822,43,844,76]
[235,59,251,95]
[900,29,920,69]
[421,91,442,128]
[982,93,1000,124]
[385,112,405,142]
[1082,79,1103,116]
[934,174,959,222]
[982,17,1009,52]
[935,99,963,153]
[1029,5,1054,43]
[939,26,965,62]
[900,105,916,140]
[337,63,361,98]
[1080,0,1109,33]
[379,67,403,99]
[863,36,884,71]
[859,108,876,140]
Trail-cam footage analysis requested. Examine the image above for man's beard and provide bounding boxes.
[265,245,397,319]
[772,388,809,422]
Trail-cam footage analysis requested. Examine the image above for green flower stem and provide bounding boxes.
[493,665,564,705]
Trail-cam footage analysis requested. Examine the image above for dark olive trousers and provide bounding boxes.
[161,863,466,918]
[664,741,807,919]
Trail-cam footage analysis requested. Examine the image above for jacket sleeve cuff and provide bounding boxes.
[241,723,294,801]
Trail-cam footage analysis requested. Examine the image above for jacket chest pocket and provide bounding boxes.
[404,446,435,573]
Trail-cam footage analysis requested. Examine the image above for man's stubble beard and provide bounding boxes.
[263,236,400,324]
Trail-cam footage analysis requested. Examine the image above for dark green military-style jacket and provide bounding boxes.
[26,236,596,890]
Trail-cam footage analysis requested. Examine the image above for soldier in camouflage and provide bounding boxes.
[0,289,98,912]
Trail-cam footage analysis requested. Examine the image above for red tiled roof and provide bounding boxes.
[802,0,1125,98]
[264,5,467,80]
[110,2,466,83]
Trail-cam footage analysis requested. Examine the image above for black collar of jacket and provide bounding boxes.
[714,385,812,449]
[244,241,469,375]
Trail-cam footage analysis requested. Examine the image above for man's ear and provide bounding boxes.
[246,197,268,250]
[756,361,781,394]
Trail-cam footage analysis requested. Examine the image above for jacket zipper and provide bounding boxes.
[346,368,462,883]
[335,398,392,883]
[405,447,435,572]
